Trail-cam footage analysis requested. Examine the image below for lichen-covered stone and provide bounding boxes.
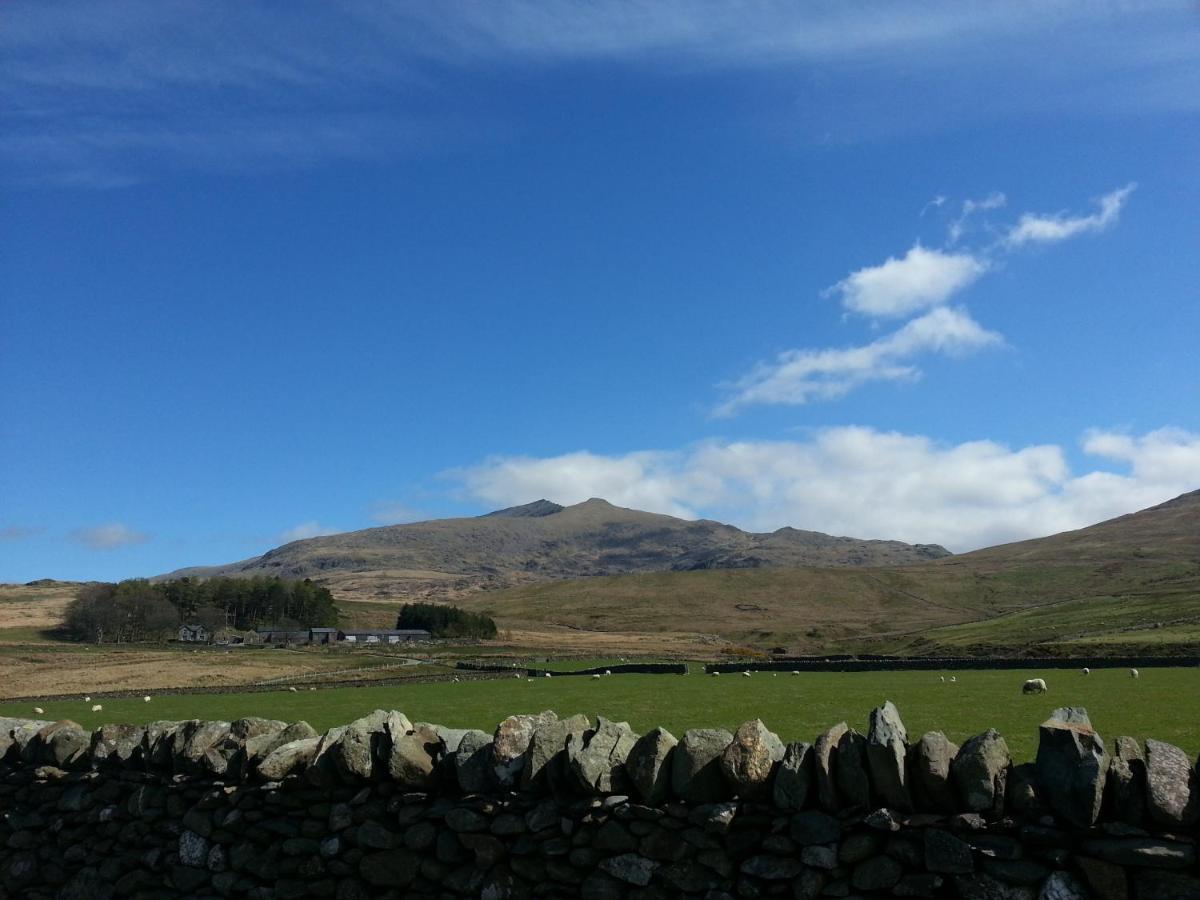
[1035,707,1108,827]
[866,701,910,811]
[1144,739,1199,828]
[492,711,557,788]
[257,737,320,780]
[454,729,493,794]
[36,721,90,769]
[1106,736,1146,826]
[90,723,145,767]
[388,723,440,788]
[772,741,813,811]
[952,729,1010,815]
[671,728,733,803]
[626,726,677,805]
[719,719,783,798]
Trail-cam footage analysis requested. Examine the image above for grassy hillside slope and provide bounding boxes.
[461,490,1200,655]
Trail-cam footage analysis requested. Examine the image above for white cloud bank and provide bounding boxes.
[1005,183,1136,247]
[454,426,1200,552]
[70,523,151,550]
[828,245,989,319]
[716,307,1001,416]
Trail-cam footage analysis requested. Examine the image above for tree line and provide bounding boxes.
[395,602,497,639]
[62,576,338,643]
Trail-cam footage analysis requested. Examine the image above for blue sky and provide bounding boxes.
[3,1,1199,582]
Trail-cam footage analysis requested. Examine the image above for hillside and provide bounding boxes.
[160,498,950,601]
[460,490,1200,656]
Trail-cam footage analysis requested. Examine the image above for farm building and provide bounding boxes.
[255,628,315,645]
[177,623,211,643]
[309,627,339,645]
[339,629,431,645]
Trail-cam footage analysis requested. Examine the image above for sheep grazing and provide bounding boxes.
[791,670,800,676]
[91,704,103,712]
[949,676,957,683]
[544,672,551,678]
[711,671,720,677]
[1130,668,1140,679]
[83,696,91,703]
[940,675,945,682]
[1022,678,1048,694]
[1082,667,1091,675]
[143,696,151,702]
[742,671,751,678]
[592,673,601,680]
[604,670,612,676]
[288,686,298,693]
[33,707,44,715]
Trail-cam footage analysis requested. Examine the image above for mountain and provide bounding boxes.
[160,498,950,601]
[456,489,1200,655]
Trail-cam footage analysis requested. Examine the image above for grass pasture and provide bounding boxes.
[2,666,1196,762]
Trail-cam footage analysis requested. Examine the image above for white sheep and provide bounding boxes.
[791,671,799,676]
[949,676,957,683]
[91,704,103,712]
[711,671,720,677]
[83,696,91,702]
[33,707,44,715]
[940,675,945,682]
[742,671,751,678]
[604,670,612,676]
[1130,668,1140,679]
[143,696,151,702]
[1022,678,1048,695]
[1082,667,1090,675]
[592,673,601,680]
[544,672,551,678]
[288,686,298,693]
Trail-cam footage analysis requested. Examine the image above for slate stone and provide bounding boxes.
[627,726,678,805]
[813,722,848,811]
[1006,763,1044,817]
[1035,707,1108,827]
[866,700,910,810]
[720,719,784,798]
[1080,837,1195,869]
[305,725,348,786]
[909,731,959,813]
[789,810,840,845]
[838,832,883,864]
[772,741,812,811]
[245,721,317,765]
[671,728,733,803]
[1105,736,1147,827]
[981,858,1050,886]
[179,720,232,770]
[925,828,974,874]
[1074,856,1127,900]
[834,728,871,810]
[599,852,658,886]
[852,855,903,891]
[953,872,1036,900]
[358,849,419,887]
[1131,870,1200,900]
[952,729,1011,814]
[739,854,803,879]
[1144,738,1199,828]
[567,716,638,794]
[894,873,945,898]
[1036,870,1089,899]
[522,713,590,791]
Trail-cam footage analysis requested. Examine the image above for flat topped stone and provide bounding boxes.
[1035,707,1108,827]
[719,719,783,798]
[866,701,910,811]
[523,713,590,791]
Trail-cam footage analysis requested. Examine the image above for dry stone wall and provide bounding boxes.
[2,705,1198,899]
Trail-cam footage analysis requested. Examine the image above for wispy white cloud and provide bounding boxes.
[1005,183,1137,247]
[369,501,423,525]
[453,426,1200,552]
[715,307,1001,416]
[948,191,1007,244]
[827,244,989,319]
[70,523,151,550]
[279,521,340,543]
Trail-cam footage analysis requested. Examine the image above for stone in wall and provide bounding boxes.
[566,716,638,794]
[813,721,849,811]
[835,727,871,811]
[866,700,911,811]
[671,728,733,803]
[1035,707,1108,827]
[626,726,677,805]
[524,713,589,792]
[719,719,783,799]
[772,740,813,811]
[1106,735,1147,826]
[1145,738,1200,828]
[492,710,557,788]
[952,729,1010,815]
[909,731,959,812]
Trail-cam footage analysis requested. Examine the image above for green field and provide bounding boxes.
[3,667,1197,762]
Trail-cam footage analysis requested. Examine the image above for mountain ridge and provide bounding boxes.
[159,498,951,600]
